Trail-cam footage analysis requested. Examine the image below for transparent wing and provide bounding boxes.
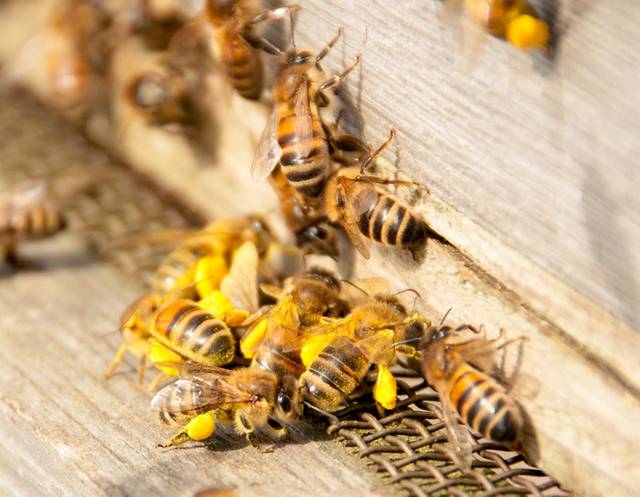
[437,388,474,469]
[293,75,315,156]
[251,108,282,181]
[350,185,379,216]
[151,371,255,418]
[0,180,47,212]
[340,277,391,305]
[220,241,259,312]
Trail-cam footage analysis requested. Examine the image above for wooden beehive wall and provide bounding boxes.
[1,1,639,497]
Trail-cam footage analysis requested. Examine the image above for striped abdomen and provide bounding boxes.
[152,243,211,295]
[276,97,329,198]
[152,299,235,366]
[300,336,372,412]
[252,343,305,380]
[154,378,212,426]
[9,205,66,240]
[219,27,262,100]
[447,362,522,443]
[357,192,427,248]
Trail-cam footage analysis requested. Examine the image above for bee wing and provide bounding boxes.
[0,180,48,212]
[437,388,474,469]
[340,277,391,305]
[151,376,254,420]
[251,108,282,181]
[220,241,259,312]
[293,76,315,155]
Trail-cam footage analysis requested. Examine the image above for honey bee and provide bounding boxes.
[0,181,67,265]
[324,129,433,259]
[202,0,270,101]
[148,215,274,297]
[104,240,264,386]
[299,292,423,412]
[151,363,293,448]
[268,165,339,257]
[124,57,201,131]
[419,323,525,467]
[444,0,549,51]
[251,26,361,210]
[44,0,111,119]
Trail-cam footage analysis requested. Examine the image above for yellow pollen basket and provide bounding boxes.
[194,255,228,297]
[148,340,183,376]
[373,364,397,410]
[300,332,340,368]
[185,412,216,441]
[507,14,549,49]
[198,290,249,326]
[240,319,268,359]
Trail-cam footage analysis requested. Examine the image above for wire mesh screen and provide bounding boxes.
[0,90,572,497]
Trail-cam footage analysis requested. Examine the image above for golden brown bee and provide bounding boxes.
[0,181,67,264]
[148,215,274,296]
[324,129,433,259]
[45,0,111,119]
[420,323,524,467]
[298,293,422,412]
[202,0,269,100]
[151,363,291,448]
[252,26,360,209]
[445,0,549,51]
[124,59,199,130]
[268,165,339,257]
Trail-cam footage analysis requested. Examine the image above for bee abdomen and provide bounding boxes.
[152,245,209,294]
[301,338,370,411]
[223,35,262,100]
[450,366,521,443]
[156,303,235,366]
[253,346,304,378]
[359,193,427,248]
[12,206,65,239]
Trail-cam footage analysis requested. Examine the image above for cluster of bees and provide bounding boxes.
[1,0,551,469]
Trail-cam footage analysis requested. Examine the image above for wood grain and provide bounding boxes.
[0,237,388,497]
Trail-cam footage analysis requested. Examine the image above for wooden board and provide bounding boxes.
[0,237,387,497]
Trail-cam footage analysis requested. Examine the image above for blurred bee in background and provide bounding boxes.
[324,129,434,260]
[122,55,205,136]
[151,363,294,448]
[0,181,67,266]
[128,0,204,50]
[419,323,527,468]
[251,24,361,212]
[44,0,112,120]
[443,0,549,52]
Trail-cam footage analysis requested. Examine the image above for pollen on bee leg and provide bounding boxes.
[506,15,549,49]
[148,339,183,376]
[373,364,397,411]
[186,412,216,441]
[195,255,228,297]
[240,319,268,359]
[198,290,248,325]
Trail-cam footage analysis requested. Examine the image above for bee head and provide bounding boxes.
[296,223,339,258]
[286,49,313,66]
[420,325,452,349]
[302,267,341,292]
[375,295,407,317]
[274,375,302,421]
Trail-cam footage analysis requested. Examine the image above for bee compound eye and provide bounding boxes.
[277,390,292,414]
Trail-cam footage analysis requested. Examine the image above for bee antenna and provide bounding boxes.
[302,401,338,422]
[341,279,371,297]
[289,10,296,49]
[393,288,422,309]
[439,307,453,327]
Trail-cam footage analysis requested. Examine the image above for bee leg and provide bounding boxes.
[319,55,361,92]
[103,344,128,379]
[157,412,216,448]
[235,410,271,452]
[316,27,343,64]
[136,354,147,388]
[146,371,166,393]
